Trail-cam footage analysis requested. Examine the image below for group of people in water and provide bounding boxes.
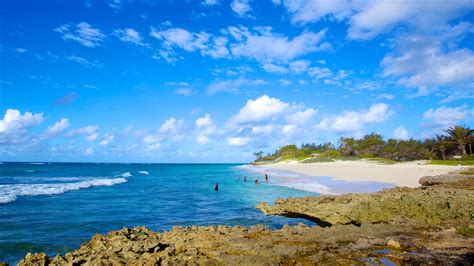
[214,174,269,191]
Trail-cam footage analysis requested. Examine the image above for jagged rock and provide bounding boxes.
[257,178,474,227]
[419,173,473,186]
[17,176,474,265]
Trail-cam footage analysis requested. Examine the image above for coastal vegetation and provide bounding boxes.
[254,125,474,165]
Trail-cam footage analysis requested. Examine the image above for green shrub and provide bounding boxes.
[320,149,342,158]
[359,153,374,158]
[301,157,335,163]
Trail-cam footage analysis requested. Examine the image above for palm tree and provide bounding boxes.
[435,135,447,160]
[445,125,473,157]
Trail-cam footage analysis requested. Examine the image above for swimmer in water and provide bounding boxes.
[265,174,268,182]
[214,182,219,191]
[255,178,260,184]
[244,176,247,182]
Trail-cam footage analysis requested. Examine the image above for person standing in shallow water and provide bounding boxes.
[265,174,268,182]
[214,182,219,191]
[255,178,260,185]
[244,176,247,182]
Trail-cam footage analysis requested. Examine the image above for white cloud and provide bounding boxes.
[55,22,105,47]
[283,0,352,24]
[207,77,264,95]
[376,93,394,100]
[84,147,94,155]
[308,66,331,79]
[113,28,146,46]
[422,104,474,129]
[99,134,114,146]
[227,137,250,146]
[232,95,289,124]
[347,1,473,40]
[282,1,472,40]
[66,55,103,68]
[15,48,27,53]
[263,63,288,73]
[278,79,291,86]
[195,113,217,144]
[230,28,329,62]
[289,59,311,74]
[202,0,219,6]
[286,108,317,124]
[175,88,193,96]
[318,103,393,132]
[158,117,184,134]
[86,133,98,141]
[393,125,409,140]
[151,27,209,52]
[382,34,474,93]
[66,125,99,141]
[0,109,44,144]
[150,27,230,62]
[230,0,252,17]
[46,118,69,136]
[271,0,281,5]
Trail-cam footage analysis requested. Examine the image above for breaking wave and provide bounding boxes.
[0,178,127,204]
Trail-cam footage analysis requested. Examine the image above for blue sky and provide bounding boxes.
[1,0,473,163]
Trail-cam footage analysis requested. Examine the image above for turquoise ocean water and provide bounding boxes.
[0,162,317,263]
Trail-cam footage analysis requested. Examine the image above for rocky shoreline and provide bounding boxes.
[14,174,474,265]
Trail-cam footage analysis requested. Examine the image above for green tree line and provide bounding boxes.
[254,125,474,162]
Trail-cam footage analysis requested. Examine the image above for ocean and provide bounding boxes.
[0,162,318,263]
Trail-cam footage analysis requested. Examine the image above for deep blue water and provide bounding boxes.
[0,162,317,263]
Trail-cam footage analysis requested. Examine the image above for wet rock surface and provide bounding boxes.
[17,176,474,265]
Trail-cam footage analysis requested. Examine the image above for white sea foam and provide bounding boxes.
[237,164,336,195]
[277,180,335,195]
[0,178,127,204]
[25,170,36,173]
[117,172,132,178]
[138,171,150,175]
[30,162,45,165]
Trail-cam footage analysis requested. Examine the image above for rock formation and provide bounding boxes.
[17,175,474,265]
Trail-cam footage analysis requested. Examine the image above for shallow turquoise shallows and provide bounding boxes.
[0,162,316,263]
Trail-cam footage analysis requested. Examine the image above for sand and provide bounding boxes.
[257,160,465,188]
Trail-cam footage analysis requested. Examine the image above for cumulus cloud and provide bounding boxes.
[231,95,289,124]
[55,22,105,47]
[0,109,44,144]
[422,104,474,129]
[317,103,393,132]
[195,114,217,144]
[382,23,474,94]
[393,125,409,140]
[227,137,250,146]
[45,118,69,136]
[230,0,252,17]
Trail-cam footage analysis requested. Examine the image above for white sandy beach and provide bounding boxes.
[258,160,465,188]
